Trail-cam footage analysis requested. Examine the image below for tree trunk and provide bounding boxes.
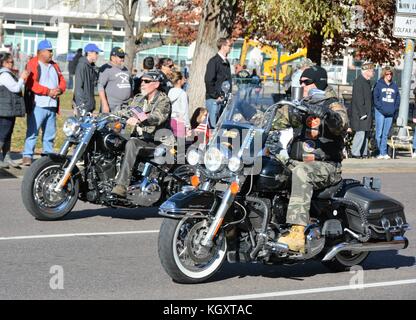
[121,0,139,72]
[307,28,324,66]
[188,0,238,114]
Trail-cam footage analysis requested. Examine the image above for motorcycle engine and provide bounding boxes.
[126,177,162,207]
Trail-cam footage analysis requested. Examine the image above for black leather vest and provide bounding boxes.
[289,98,344,163]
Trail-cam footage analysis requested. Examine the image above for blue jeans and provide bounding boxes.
[206,99,219,128]
[23,107,57,158]
[413,128,416,152]
[374,109,393,156]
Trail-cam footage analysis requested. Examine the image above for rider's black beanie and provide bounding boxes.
[301,66,328,91]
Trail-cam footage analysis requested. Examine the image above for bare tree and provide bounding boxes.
[187,0,239,112]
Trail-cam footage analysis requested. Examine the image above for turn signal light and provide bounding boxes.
[191,175,200,188]
[112,121,123,133]
[230,181,239,195]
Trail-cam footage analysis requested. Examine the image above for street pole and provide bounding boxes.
[397,38,414,136]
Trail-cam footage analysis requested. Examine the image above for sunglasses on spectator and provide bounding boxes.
[300,79,314,86]
[385,73,392,76]
[142,79,156,84]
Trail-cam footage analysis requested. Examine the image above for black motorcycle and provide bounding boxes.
[157,97,410,284]
[21,107,193,221]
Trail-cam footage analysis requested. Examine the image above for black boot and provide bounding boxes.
[0,141,9,169]
[2,141,19,168]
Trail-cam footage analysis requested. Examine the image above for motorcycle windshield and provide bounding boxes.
[208,94,278,149]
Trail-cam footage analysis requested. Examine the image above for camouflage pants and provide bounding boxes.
[286,160,342,226]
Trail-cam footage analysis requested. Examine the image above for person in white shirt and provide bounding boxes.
[0,52,29,168]
[168,71,190,139]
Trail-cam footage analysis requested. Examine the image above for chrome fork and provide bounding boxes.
[200,176,245,248]
[54,125,96,193]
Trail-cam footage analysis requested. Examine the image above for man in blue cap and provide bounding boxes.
[73,43,102,112]
[22,39,66,166]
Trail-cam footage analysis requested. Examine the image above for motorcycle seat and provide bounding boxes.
[313,180,344,200]
[138,147,158,159]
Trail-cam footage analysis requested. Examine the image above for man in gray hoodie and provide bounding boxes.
[73,43,102,112]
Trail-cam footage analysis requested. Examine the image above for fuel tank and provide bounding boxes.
[253,156,291,192]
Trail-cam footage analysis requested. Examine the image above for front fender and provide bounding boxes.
[47,153,71,163]
[159,190,220,219]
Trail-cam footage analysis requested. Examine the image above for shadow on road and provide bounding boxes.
[58,206,160,221]
[208,250,415,283]
[0,168,20,179]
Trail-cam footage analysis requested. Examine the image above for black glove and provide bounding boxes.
[307,104,329,118]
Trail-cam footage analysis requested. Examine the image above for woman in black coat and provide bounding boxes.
[350,63,375,158]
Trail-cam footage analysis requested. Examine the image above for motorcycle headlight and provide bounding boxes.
[63,117,80,137]
[228,157,242,172]
[204,147,226,172]
[187,149,201,166]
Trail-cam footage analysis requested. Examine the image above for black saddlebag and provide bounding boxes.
[343,185,407,240]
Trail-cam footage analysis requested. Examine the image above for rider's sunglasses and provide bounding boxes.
[300,78,314,86]
[142,79,156,84]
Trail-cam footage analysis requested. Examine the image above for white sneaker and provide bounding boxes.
[412,153,416,159]
[383,154,391,160]
[376,155,385,160]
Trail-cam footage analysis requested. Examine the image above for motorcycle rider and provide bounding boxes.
[111,70,171,198]
[275,65,349,252]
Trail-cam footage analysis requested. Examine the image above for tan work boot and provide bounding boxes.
[111,184,127,198]
[278,225,306,253]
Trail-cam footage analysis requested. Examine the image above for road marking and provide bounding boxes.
[201,278,416,300]
[0,230,159,241]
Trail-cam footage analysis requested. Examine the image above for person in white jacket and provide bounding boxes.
[168,71,190,138]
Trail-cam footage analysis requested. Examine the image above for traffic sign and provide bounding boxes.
[397,0,416,15]
[393,15,416,39]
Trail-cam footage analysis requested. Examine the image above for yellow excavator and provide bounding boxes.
[239,39,308,82]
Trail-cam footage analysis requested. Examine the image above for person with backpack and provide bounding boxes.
[22,39,66,166]
[0,52,29,168]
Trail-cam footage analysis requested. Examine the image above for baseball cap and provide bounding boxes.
[141,70,164,82]
[110,47,126,58]
[361,62,375,70]
[37,39,53,51]
[84,43,103,53]
[300,65,328,91]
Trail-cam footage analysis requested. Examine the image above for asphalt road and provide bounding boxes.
[0,172,415,300]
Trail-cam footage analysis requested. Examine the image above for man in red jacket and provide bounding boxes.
[22,39,66,166]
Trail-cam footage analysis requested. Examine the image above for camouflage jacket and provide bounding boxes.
[116,91,171,141]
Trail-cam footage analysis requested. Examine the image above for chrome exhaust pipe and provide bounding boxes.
[322,236,409,261]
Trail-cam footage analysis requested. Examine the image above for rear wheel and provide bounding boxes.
[21,157,79,221]
[322,251,369,272]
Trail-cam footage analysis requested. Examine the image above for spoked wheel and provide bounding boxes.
[158,217,227,284]
[322,250,369,272]
[21,157,79,221]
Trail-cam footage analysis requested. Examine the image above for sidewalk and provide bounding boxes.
[1,152,415,180]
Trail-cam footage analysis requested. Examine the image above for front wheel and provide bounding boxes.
[21,156,79,221]
[158,217,227,284]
